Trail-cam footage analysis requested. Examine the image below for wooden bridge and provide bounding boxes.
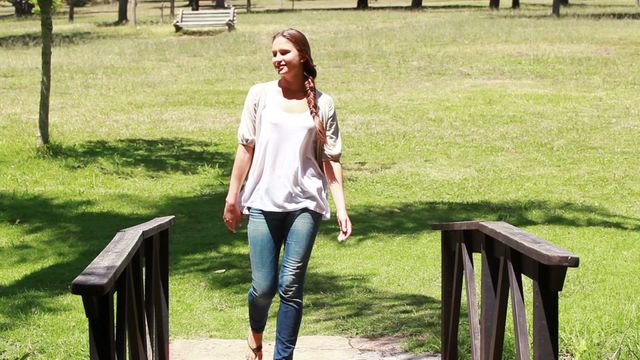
[71,217,579,359]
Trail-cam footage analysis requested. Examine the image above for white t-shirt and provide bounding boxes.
[237,81,342,219]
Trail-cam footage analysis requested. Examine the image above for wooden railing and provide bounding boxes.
[433,221,579,360]
[71,216,176,360]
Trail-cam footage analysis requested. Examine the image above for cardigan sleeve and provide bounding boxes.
[319,93,342,161]
[237,83,263,146]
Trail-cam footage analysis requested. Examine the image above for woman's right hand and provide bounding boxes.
[223,201,243,233]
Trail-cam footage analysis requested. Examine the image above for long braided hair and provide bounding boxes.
[272,29,327,146]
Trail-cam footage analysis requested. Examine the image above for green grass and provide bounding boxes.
[1,0,640,358]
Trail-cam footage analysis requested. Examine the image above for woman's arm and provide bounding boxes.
[223,144,254,233]
[323,160,352,242]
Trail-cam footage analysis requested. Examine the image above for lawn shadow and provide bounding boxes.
[0,31,107,48]
[304,271,442,352]
[47,137,233,176]
[328,199,640,242]
[0,139,235,334]
[0,192,151,332]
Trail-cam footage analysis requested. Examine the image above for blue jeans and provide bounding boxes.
[247,207,322,360]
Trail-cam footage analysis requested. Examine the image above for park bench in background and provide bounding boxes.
[433,221,579,360]
[173,7,236,32]
[71,216,176,359]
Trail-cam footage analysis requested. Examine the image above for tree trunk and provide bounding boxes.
[214,0,225,7]
[356,0,368,9]
[410,0,422,8]
[69,4,74,22]
[512,0,519,8]
[117,0,128,23]
[246,0,251,12]
[13,0,35,16]
[38,0,53,146]
[169,0,174,17]
[560,0,568,5]
[132,0,137,24]
[191,0,199,11]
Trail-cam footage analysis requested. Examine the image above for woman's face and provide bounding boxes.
[272,36,304,80]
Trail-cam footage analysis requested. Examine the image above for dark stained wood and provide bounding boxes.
[72,216,175,360]
[82,295,115,360]
[434,221,579,267]
[441,231,456,360]
[533,266,560,360]
[152,236,170,360]
[71,216,176,296]
[488,255,508,360]
[132,249,147,358]
[481,237,504,360]
[443,231,464,360]
[435,221,578,360]
[507,251,530,360]
[461,241,481,360]
[115,277,126,360]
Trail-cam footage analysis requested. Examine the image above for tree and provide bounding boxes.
[117,0,128,24]
[410,0,422,8]
[67,0,88,23]
[37,0,54,146]
[8,0,35,16]
[356,0,367,9]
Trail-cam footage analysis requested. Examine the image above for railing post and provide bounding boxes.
[481,237,507,360]
[441,230,462,360]
[533,265,563,360]
[82,294,116,360]
[434,221,579,360]
[72,216,175,360]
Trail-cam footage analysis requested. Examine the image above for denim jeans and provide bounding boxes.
[247,207,322,360]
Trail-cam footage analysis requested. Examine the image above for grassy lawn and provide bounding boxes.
[1,0,640,358]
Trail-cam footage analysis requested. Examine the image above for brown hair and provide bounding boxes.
[272,28,326,145]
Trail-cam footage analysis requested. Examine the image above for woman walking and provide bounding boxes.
[223,28,352,360]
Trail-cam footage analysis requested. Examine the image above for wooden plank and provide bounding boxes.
[533,265,560,360]
[479,222,578,267]
[488,255,509,360]
[83,295,116,360]
[507,251,530,360]
[443,232,464,360]
[120,216,176,239]
[434,221,579,267]
[481,236,502,359]
[72,231,143,296]
[71,216,175,296]
[460,241,481,360]
[441,231,455,360]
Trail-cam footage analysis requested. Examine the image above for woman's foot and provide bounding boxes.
[246,330,263,360]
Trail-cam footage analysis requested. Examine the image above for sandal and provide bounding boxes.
[246,340,262,360]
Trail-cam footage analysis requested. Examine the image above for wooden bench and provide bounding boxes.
[173,7,236,32]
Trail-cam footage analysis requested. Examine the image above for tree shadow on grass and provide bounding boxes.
[327,199,640,242]
[0,31,107,48]
[47,138,232,176]
[3,135,640,355]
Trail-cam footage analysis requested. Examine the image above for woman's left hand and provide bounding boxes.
[336,209,352,242]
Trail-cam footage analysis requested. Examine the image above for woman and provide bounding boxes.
[222,28,352,360]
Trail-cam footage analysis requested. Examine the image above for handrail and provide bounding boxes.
[71,216,176,360]
[433,221,579,360]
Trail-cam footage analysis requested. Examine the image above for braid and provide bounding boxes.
[304,75,326,144]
